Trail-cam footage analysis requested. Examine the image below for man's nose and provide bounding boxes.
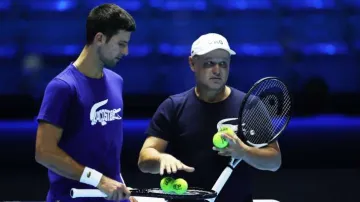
[212,64,220,75]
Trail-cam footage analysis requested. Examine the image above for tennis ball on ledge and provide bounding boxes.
[172,178,188,194]
[160,177,174,193]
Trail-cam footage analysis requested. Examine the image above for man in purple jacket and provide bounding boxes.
[35,3,137,202]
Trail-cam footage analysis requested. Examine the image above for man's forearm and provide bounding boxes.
[36,147,85,181]
[242,146,281,171]
[138,148,162,174]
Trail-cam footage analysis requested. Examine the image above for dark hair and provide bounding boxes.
[86,3,136,45]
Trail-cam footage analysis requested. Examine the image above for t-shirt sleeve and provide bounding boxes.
[36,78,73,128]
[145,97,175,141]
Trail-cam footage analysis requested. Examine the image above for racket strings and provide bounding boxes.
[251,81,290,140]
[250,81,290,143]
[261,80,291,132]
[241,79,291,146]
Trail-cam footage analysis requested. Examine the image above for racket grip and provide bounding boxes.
[70,188,107,198]
[207,166,233,202]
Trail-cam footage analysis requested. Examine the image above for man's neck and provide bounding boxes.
[73,46,104,79]
[195,85,231,103]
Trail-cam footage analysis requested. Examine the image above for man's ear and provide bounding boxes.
[189,56,195,72]
[94,32,106,46]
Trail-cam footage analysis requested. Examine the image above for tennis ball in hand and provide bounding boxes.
[172,178,188,194]
[213,132,228,149]
[219,126,236,136]
[213,126,236,148]
[160,177,175,193]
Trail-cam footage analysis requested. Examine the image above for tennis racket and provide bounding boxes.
[70,187,217,200]
[207,76,292,202]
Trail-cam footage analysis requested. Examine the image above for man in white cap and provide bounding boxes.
[137,33,282,202]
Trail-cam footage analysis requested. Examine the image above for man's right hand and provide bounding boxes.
[97,176,131,200]
[159,154,195,175]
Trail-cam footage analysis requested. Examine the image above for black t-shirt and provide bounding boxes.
[145,87,254,202]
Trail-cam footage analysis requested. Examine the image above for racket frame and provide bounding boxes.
[70,187,217,200]
[237,76,292,147]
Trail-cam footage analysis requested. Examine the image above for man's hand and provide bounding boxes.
[213,133,250,159]
[214,133,282,171]
[159,154,195,175]
[97,176,131,201]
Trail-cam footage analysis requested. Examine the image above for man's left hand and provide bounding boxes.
[213,133,250,159]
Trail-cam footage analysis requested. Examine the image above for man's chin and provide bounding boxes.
[206,82,225,90]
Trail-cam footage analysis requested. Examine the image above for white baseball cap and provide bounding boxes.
[191,33,236,56]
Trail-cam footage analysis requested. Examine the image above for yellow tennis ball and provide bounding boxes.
[160,177,174,193]
[219,126,236,136]
[172,178,188,194]
[213,132,228,149]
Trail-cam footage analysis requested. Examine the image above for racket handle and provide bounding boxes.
[70,188,106,198]
[207,166,233,202]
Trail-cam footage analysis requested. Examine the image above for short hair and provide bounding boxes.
[86,3,136,45]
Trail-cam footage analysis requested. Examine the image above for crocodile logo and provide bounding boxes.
[90,99,122,126]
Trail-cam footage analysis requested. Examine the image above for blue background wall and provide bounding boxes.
[0,0,359,201]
